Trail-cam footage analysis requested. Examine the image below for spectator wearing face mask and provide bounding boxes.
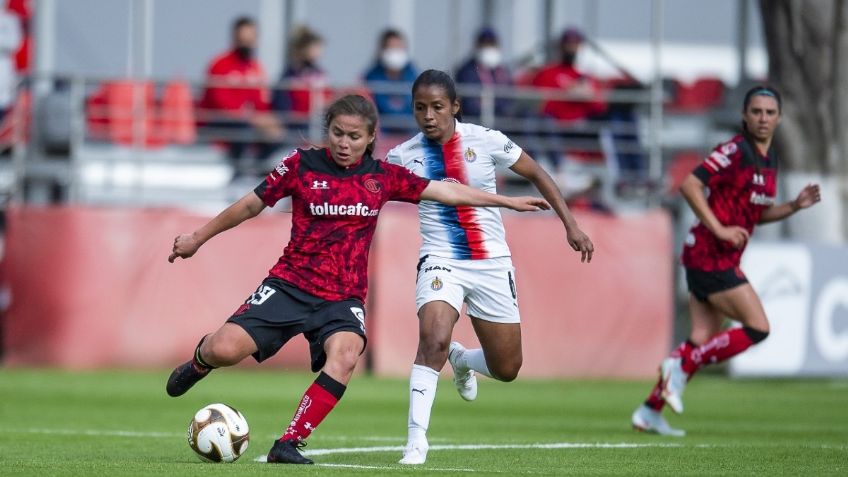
[363,28,419,134]
[455,27,512,122]
[531,27,607,123]
[199,16,284,170]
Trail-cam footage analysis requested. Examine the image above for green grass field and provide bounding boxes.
[1,368,845,476]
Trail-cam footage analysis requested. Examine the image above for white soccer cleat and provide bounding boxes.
[398,438,429,465]
[631,404,685,437]
[660,357,688,414]
[448,342,477,401]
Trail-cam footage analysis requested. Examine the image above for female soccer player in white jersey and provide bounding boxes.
[387,70,595,465]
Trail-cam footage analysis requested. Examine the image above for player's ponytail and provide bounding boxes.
[324,94,379,155]
[412,69,463,121]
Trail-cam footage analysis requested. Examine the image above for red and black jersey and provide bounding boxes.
[681,134,778,271]
[254,148,430,302]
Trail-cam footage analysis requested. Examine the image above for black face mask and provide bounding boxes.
[235,46,254,61]
[561,52,576,66]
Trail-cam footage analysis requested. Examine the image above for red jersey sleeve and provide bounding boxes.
[692,139,740,188]
[254,149,300,207]
[384,162,430,203]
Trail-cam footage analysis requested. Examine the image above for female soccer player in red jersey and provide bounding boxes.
[387,70,594,464]
[631,86,821,436]
[165,94,550,465]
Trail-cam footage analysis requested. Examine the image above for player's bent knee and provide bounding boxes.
[491,360,522,382]
[204,341,246,366]
[743,326,769,344]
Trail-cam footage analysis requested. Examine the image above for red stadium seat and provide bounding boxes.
[666,151,703,194]
[86,80,162,147]
[156,80,197,145]
[667,77,726,112]
[0,89,31,147]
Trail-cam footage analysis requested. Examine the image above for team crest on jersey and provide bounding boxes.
[363,178,382,193]
[430,277,443,291]
[464,147,477,163]
[503,140,515,154]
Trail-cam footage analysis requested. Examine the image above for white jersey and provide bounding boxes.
[387,121,522,260]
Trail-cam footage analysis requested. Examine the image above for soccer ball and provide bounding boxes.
[187,403,250,463]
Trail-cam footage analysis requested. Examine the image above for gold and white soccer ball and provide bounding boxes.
[187,403,250,463]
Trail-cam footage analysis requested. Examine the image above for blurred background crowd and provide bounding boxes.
[0,0,782,215]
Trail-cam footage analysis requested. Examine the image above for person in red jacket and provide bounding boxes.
[199,16,284,172]
[531,27,608,168]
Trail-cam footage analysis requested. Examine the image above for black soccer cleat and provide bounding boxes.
[165,360,211,397]
[267,438,314,465]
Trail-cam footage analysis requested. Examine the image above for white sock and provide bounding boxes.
[462,348,492,378]
[407,364,439,443]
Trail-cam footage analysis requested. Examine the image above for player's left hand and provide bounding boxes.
[509,196,551,212]
[567,227,594,263]
[794,183,821,210]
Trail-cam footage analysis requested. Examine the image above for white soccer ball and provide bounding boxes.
[187,403,250,463]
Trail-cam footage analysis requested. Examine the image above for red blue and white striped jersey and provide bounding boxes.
[386,121,522,260]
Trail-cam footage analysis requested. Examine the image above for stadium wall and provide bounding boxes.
[2,205,674,378]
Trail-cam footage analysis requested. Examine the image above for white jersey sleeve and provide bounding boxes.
[481,126,523,168]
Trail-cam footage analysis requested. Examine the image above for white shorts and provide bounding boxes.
[415,255,520,324]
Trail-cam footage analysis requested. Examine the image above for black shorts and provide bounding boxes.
[685,267,749,302]
[226,277,367,371]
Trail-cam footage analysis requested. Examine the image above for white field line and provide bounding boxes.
[14,428,848,453]
[300,442,683,457]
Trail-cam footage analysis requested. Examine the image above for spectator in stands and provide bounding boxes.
[454,27,512,122]
[271,25,329,140]
[363,29,418,134]
[199,16,284,171]
[531,27,608,169]
[0,5,20,121]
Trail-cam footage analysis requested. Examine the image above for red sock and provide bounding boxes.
[644,341,694,410]
[686,328,754,373]
[281,373,345,442]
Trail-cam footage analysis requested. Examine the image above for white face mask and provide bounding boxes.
[476,47,502,68]
[381,48,409,71]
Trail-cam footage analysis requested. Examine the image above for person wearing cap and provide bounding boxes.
[454,27,513,121]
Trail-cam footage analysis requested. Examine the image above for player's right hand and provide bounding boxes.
[168,233,200,263]
[715,225,749,249]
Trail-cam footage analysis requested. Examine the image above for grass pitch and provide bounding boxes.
[1,368,845,476]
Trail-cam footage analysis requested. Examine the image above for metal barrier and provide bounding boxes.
[2,73,663,207]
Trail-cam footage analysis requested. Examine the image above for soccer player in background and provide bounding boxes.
[165,94,550,464]
[387,70,594,465]
[631,86,821,436]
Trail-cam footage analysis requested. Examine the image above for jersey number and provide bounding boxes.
[248,285,276,305]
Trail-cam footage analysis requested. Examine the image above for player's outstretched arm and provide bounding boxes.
[759,183,821,224]
[680,173,749,248]
[168,192,267,263]
[510,152,594,262]
[420,180,550,212]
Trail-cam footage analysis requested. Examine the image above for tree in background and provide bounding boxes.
[759,0,847,241]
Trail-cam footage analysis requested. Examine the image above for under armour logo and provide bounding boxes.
[752,173,765,186]
[311,180,329,189]
[412,388,426,395]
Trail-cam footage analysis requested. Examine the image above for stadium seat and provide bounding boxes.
[667,77,726,112]
[0,89,31,148]
[665,151,703,194]
[86,80,162,147]
[157,80,197,145]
